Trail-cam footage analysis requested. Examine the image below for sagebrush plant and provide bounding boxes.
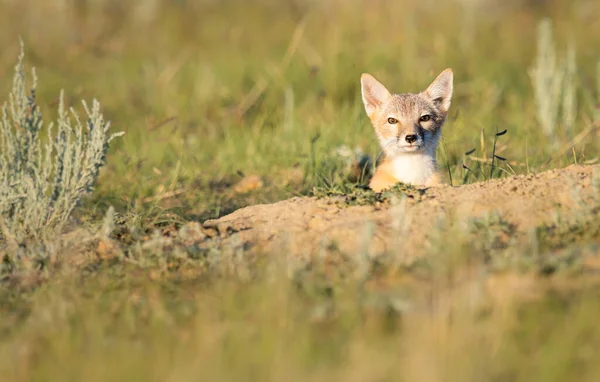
[529,18,577,139]
[0,41,123,243]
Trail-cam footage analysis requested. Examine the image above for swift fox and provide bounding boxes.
[360,69,453,192]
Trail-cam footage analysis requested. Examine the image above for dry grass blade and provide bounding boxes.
[542,119,600,169]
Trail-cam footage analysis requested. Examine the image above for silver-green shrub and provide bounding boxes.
[0,41,123,243]
[529,19,578,139]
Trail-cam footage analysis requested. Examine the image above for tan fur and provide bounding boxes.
[360,69,453,191]
[368,161,398,192]
[369,160,442,192]
[426,172,442,187]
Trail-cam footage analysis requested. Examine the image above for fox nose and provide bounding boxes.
[405,135,417,144]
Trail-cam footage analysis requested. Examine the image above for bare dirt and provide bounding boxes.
[198,165,599,259]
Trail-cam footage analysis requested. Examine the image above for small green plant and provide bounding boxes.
[489,127,508,179]
[0,41,123,244]
[462,127,509,181]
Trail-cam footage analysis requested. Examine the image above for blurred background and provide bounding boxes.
[0,0,598,221]
[2,2,600,381]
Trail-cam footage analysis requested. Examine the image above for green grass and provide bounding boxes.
[2,0,598,221]
[1,0,600,381]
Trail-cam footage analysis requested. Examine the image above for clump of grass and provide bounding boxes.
[460,127,511,182]
[0,41,123,245]
[303,133,373,193]
[536,206,600,252]
[467,212,516,255]
[529,18,578,140]
[312,182,425,206]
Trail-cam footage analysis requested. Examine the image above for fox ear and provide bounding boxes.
[424,68,453,113]
[361,73,391,117]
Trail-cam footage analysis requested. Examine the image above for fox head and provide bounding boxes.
[360,69,453,157]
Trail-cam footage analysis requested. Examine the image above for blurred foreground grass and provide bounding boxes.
[1,0,600,381]
[2,258,600,381]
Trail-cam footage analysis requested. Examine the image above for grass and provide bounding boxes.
[1,208,600,381]
[1,0,600,381]
[2,0,598,222]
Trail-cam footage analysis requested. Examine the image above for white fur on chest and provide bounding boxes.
[389,153,437,185]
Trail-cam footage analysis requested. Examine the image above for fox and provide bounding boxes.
[360,69,453,192]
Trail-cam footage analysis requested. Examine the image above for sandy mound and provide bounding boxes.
[201,165,599,258]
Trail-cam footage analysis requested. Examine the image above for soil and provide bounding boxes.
[200,164,599,259]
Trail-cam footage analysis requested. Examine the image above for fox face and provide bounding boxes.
[360,69,453,158]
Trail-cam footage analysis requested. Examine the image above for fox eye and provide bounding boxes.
[419,115,432,123]
[387,117,398,124]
